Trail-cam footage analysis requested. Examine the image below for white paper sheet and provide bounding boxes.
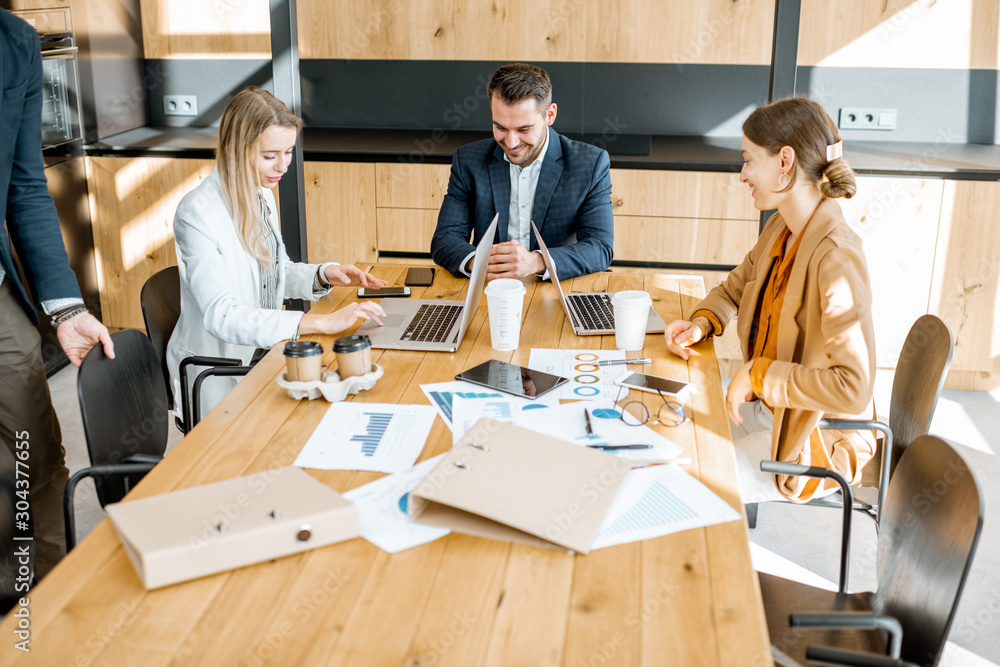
[511,401,683,465]
[419,380,545,428]
[294,403,437,473]
[343,456,450,553]
[527,348,626,400]
[449,395,557,445]
[591,464,741,550]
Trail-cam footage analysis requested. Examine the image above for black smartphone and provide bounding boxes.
[357,286,411,298]
[404,267,435,287]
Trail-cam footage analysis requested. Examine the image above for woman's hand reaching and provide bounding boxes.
[299,301,386,335]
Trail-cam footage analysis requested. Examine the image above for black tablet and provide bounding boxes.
[455,360,568,400]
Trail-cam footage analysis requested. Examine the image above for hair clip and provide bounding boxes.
[826,140,843,162]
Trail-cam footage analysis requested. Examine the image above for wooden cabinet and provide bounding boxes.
[139,0,271,59]
[86,156,214,330]
[930,181,1000,390]
[839,177,945,369]
[609,169,757,265]
[798,0,999,69]
[374,163,450,256]
[303,162,378,264]
[297,0,773,64]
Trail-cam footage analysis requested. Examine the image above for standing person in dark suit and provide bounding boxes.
[0,10,113,580]
[431,63,614,281]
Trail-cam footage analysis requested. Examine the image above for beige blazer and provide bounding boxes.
[696,198,877,502]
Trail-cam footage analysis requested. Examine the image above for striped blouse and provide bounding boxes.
[257,192,280,310]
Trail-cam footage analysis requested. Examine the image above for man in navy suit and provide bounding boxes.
[1,9,113,581]
[431,63,614,281]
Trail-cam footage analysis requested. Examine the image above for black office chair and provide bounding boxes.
[760,435,984,666]
[140,266,251,432]
[747,314,955,533]
[63,329,168,550]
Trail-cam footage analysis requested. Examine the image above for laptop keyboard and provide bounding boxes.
[567,293,614,331]
[401,304,463,343]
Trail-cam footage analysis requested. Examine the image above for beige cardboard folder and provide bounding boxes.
[105,466,359,589]
[408,418,628,554]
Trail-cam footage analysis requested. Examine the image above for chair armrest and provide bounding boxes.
[190,366,253,430]
[759,462,853,593]
[805,647,917,667]
[819,419,893,526]
[178,356,245,433]
[63,462,159,550]
[791,612,902,658]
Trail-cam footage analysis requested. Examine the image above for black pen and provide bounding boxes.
[586,444,654,450]
[595,358,652,367]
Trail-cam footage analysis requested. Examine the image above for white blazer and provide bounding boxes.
[166,167,332,418]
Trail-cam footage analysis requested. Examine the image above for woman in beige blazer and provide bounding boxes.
[167,88,387,420]
[664,96,876,504]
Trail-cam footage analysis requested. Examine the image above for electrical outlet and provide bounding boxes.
[163,94,198,117]
[839,108,896,131]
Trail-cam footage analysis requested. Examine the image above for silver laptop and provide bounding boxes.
[532,221,666,336]
[357,214,498,351]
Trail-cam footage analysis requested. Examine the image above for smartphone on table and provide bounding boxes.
[357,286,411,298]
[404,267,435,287]
[614,372,693,400]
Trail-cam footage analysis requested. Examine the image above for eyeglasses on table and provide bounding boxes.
[615,383,690,427]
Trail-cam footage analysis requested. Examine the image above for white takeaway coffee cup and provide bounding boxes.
[484,279,526,351]
[611,290,652,351]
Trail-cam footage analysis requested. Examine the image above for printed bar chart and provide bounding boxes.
[352,412,394,457]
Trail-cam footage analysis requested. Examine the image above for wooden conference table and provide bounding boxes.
[1,266,771,667]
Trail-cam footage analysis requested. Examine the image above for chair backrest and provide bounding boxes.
[873,435,983,666]
[140,266,181,406]
[887,314,954,473]
[77,329,170,506]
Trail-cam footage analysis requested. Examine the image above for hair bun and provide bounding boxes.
[820,158,857,199]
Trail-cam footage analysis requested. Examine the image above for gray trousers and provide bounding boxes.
[0,280,68,581]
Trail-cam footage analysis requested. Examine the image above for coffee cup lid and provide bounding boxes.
[484,278,527,296]
[284,340,323,357]
[611,290,652,307]
[333,335,372,353]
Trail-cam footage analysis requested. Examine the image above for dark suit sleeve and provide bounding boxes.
[545,149,614,279]
[5,28,81,304]
[431,149,477,276]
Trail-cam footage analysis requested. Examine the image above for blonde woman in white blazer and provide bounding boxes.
[167,87,386,420]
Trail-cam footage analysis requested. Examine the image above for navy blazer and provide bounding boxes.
[431,128,614,279]
[0,10,80,323]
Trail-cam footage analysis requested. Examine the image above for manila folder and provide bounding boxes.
[408,418,627,554]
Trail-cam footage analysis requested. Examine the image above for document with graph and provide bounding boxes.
[295,403,437,473]
[590,464,742,550]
